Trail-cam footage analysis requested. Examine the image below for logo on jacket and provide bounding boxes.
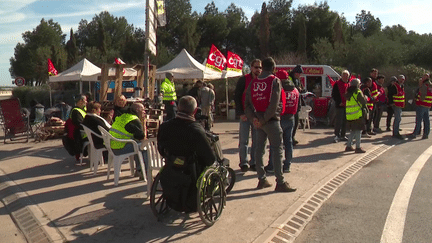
[253,82,267,92]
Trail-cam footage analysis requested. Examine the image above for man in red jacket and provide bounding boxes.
[331,70,350,143]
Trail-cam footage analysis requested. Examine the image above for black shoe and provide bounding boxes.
[386,127,391,131]
[283,166,291,173]
[373,128,383,133]
[240,165,249,172]
[293,139,299,146]
[257,178,272,189]
[345,146,355,152]
[422,135,429,139]
[264,165,274,173]
[355,148,366,153]
[339,136,348,141]
[408,133,416,139]
[367,130,376,135]
[275,182,296,192]
[393,134,404,140]
[249,164,256,171]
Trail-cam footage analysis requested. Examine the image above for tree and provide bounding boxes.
[354,10,382,37]
[296,13,307,56]
[66,28,79,67]
[259,3,270,58]
[10,18,66,86]
[223,3,250,56]
[267,0,294,55]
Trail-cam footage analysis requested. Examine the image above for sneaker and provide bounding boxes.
[422,135,429,139]
[373,128,383,133]
[392,134,404,140]
[345,146,355,152]
[386,127,391,132]
[333,136,340,143]
[340,136,348,141]
[264,165,274,173]
[257,178,272,189]
[283,166,291,173]
[407,133,416,139]
[249,164,257,171]
[367,130,376,135]
[240,164,249,172]
[361,133,372,138]
[275,182,297,192]
[355,148,366,153]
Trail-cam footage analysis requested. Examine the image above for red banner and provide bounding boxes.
[47,59,58,76]
[206,44,226,72]
[226,51,243,73]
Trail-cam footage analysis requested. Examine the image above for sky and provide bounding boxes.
[1,0,431,87]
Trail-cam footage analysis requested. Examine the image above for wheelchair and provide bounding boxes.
[150,132,235,227]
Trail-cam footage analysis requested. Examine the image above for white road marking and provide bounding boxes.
[380,145,432,243]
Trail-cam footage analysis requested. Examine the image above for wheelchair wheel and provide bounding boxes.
[197,168,225,227]
[224,166,236,194]
[150,172,170,220]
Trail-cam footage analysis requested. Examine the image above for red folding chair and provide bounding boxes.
[0,98,30,143]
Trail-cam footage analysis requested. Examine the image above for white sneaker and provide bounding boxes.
[334,136,339,143]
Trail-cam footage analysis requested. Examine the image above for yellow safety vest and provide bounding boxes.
[109,113,139,149]
[345,90,363,121]
[71,107,87,138]
[161,78,177,101]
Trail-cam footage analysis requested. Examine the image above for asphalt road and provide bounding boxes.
[295,134,432,243]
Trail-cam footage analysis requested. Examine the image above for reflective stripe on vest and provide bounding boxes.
[345,90,362,121]
[371,81,379,99]
[393,83,405,108]
[109,113,139,149]
[72,107,87,138]
[161,78,177,101]
[415,83,432,108]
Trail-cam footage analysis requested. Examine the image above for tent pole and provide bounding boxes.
[79,80,83,94]
[225,77,229,119]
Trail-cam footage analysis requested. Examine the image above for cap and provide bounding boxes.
[292,65,303,74]
[275,69,289,80]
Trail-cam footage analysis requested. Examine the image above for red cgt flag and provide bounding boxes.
[47,59,58,76]
[206,44,226,72]
[227,51,243,73]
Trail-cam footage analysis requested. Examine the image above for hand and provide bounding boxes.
[253,118,262,129]
[240,114,248,122]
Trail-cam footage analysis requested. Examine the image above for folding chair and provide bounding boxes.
[98,126,147,185]
[82,125,107,175]
[30,107,46,140]
[0,98,30,143]
[141,138,164,198]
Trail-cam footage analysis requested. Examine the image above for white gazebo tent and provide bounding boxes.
[49,58,101,94]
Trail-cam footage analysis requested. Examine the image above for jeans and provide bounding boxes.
[292,112,299,140]
[347,130,361,149]
[238,119,256,167]
[334,107,346,137]
[386,106,394,128]
[267,117,294,170]
[393,106,402,136]
[113,142,149,172]
[413,106,430,136]
[163,101,177,121]
[373,104,385,129]
[254,120,284,184]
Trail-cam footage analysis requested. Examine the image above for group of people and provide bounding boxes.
[65,94,148,179]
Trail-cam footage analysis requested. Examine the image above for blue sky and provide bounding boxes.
[1,0,431,86]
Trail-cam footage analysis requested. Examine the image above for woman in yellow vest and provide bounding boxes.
[345,79,367,153]
[109,102,148,179]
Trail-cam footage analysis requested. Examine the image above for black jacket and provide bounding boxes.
[234,75,248,116]
[82,114,110,149]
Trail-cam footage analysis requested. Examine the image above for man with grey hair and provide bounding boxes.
[387,74,406,139]
[161,72,177,121]
[331,70,350,143]
[157,95,215,212]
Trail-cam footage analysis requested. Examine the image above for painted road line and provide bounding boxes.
[380,145,432,243]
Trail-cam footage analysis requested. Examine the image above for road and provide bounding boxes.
[295,132,432,243]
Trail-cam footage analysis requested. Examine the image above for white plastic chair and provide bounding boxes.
[299,105,312,131]
[82,125,107,175]
[78,130,90,166]
[98,126,147,186]
[141,138,164,198]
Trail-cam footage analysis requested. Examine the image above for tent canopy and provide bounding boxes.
[156,49,241,80]
[49,58,101,83]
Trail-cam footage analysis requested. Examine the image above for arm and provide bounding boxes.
[419,84,428,101]
[234,76,246,116]
[193,125,216,166]
[331,84,342,106]
[261,78,282,124]
[71,109,84,127]
[125,119,145,141]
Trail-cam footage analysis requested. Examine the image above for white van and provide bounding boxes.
[275,65,340,97]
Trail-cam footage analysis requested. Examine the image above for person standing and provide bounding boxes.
[289,65,304,146]
[234,59,261,172]
[264,69,299,173]
[161,72,177,121]
[331,70,350,142]
[367,68,379,135]
[388,74,406,139]
[344,79,367,153]
[188,80,203,105]
[410,73,432,139]
[373,75,387,133]
[386,76,398,131]
[245,57,296,192]
[200,82,215,130]
[360,77,373,137]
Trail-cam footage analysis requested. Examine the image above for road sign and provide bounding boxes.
[14,77,25,86]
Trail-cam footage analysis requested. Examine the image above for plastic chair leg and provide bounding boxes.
[113,158,123,186]
[128,155,135,176]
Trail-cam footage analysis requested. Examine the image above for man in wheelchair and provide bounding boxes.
[157,95,216,212]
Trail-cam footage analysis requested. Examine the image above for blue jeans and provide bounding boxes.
[413,106,430,136]
[347,130,361,149]
[254,120,284,184]
[267,117,294,170]
[113,142,149,172]
[393,106,402,136]
[238,119,255,167]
